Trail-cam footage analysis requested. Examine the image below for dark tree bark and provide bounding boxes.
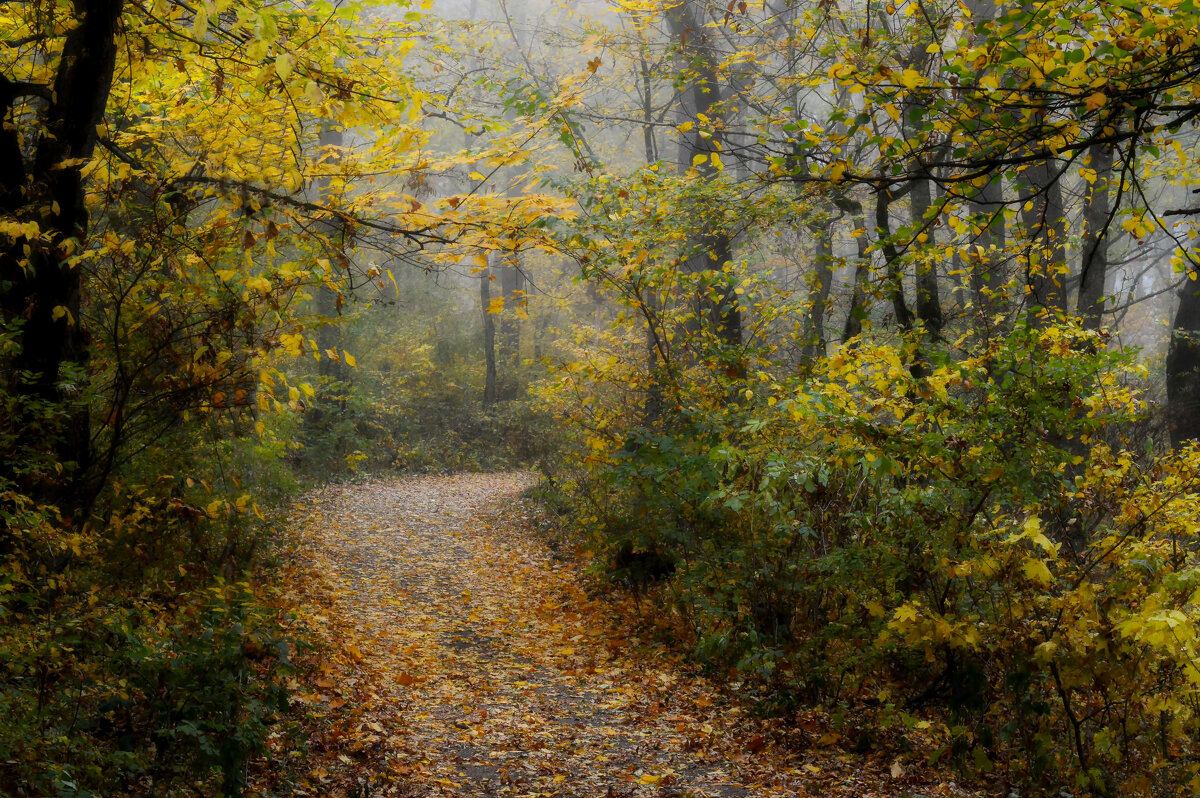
[875,186,915,332]
[639,52,659,165]
[963,0,1006,316]
[910,172,944,338]
[968,176,1006,314]
[1167,267,1200,447]
[899,43,943,340]
[1020,157,1069,320]
[665,0,741,356]
[842,209,873,344]
[801,220,833,365]
[1,0,125,507]
[1078,141,1114,331]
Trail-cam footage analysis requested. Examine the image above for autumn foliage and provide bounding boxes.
[537,0,1200,793]
[7,0,1200,792]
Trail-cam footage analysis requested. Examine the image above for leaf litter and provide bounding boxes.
[275,472,984,797]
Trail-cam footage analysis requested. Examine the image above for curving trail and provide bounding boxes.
[290,473,972,798]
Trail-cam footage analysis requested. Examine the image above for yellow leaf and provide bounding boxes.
[898,69,924,90]
[279,333,304,357]
[275,52,295,82]
[829,62,854,80]
[1022,557,1053,587]
[710,152,724,170]
[692,153,707,167]
[1084,92,1106,111]
[344,352,357,367]
[829,161,847,182]
[193,4,208,38]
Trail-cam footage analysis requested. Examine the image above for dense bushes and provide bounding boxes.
[0,575,293,796]
[556,320,1200,794]
[1,334,303,796]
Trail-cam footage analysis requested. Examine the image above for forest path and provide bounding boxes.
[289,472,962,798]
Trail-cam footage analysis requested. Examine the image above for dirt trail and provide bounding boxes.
[293,472,969,798]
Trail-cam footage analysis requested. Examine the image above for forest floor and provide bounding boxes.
[268,472,984,798]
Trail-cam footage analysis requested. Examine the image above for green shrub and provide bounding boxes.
[562,319,1200,793]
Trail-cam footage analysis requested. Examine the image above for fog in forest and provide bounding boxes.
[7,0,1200,793]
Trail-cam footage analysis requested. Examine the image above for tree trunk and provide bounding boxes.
[1021,157,1069,320]
[639,67,664,423]
[0,0,125,509]
[1078,141,1113,331]
[910,172,944,338]
[481,258,498,406]
[639,53,658,164]
[801,220,833,365]
[963,0,1006,316]
[497,252,525,401]
[312,125,347,425]
[842,209,873,343]
[1167,266,1200,447]
[875,186,915,332]
[665,0,741,357]
[969,176,1006,313]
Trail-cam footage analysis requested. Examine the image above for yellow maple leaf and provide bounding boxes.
[898,69,924,89]
[1022,558,1053,587]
